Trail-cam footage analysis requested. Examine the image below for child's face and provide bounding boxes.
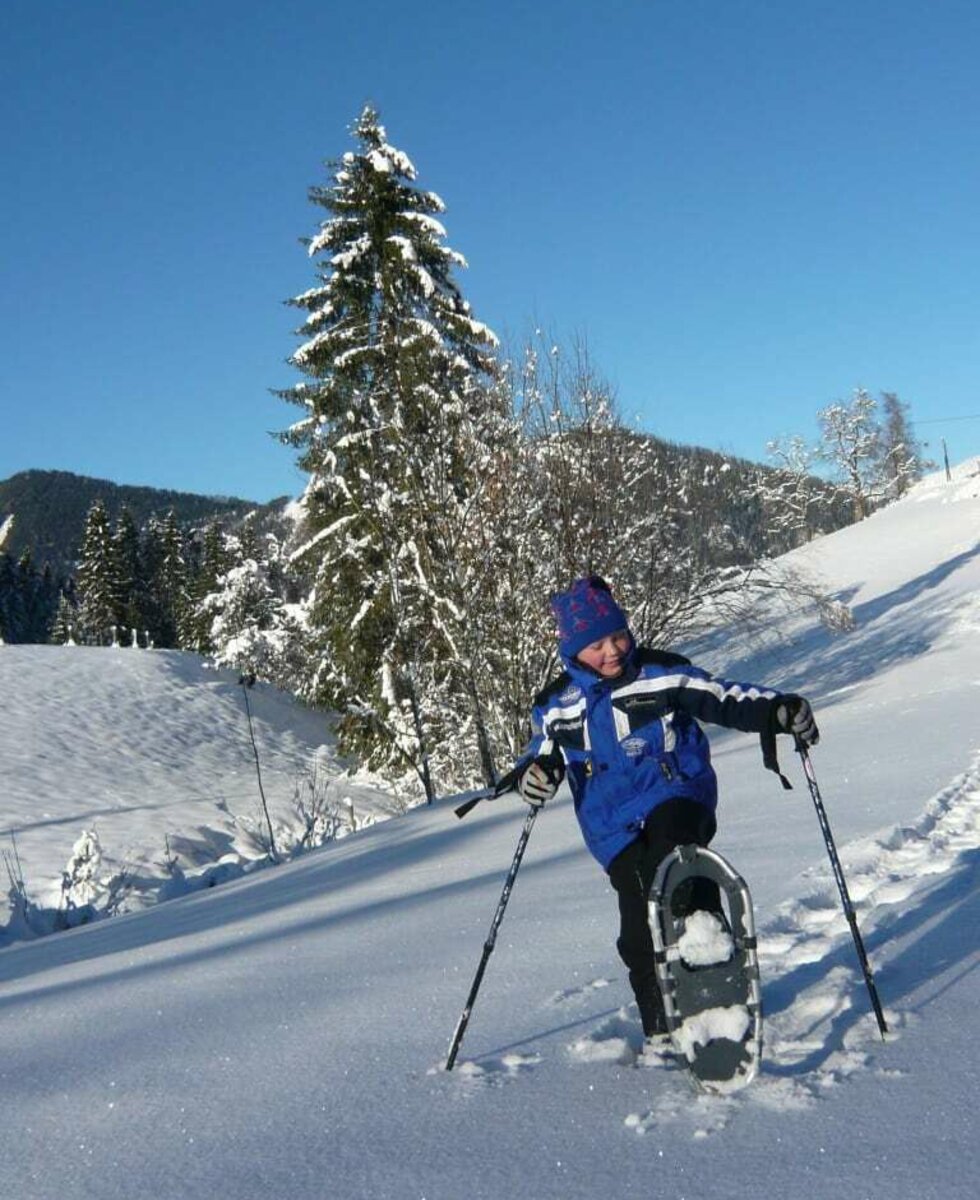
[575,630,632,678]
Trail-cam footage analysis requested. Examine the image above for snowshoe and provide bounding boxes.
[649,843,762,1093]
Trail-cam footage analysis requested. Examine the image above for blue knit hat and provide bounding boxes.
[551,576,632,660]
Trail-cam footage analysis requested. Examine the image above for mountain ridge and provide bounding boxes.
[0,468,288,574]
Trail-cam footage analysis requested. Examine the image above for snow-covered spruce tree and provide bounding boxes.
[200,557,301,689]
[280,107,502,794]
[110,506,144,640]
[60,828,103,913]
[152,511,190,648]
[50,590,78,645]
[184,519,231,654]
[0,518,11,643]
[18,554,59,643]
[75,499,118,644]
[136,515,167,646]
[0,553,18,644]
[193,521,307,690]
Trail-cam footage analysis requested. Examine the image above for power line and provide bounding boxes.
[916,413,980,424]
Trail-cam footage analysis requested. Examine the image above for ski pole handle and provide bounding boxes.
[454,763,523,819]
[454,794,485,819]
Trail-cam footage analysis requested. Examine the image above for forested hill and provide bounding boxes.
[0,470,283,574]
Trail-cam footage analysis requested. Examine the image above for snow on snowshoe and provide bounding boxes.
[649,843,762,1093]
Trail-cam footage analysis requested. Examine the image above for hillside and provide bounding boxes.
[0,463,977,1199]
[0,469,285,574]
[0,651,403,920]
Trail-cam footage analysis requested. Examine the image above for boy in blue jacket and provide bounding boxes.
[517,576,818,1039]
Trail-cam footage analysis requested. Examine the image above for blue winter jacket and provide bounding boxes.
[521,644,785,870]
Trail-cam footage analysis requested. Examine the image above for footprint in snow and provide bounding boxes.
[626,762,980,1136]
[759,760,980,1089]
[567,1007,641,1066]
[443,1052,542,1088]
[548,977,613,1005]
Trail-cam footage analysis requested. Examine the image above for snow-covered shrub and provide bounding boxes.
[818,596,857,633]
[59,829,104,923]
[2,839,57,944]
[280,758,385,856]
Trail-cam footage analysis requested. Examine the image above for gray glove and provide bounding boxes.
[518,756,564,807]
[776,696,820,746]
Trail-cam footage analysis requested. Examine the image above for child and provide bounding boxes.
[517,576,818,1038]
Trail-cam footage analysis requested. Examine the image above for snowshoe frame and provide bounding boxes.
[650,843,763,1092]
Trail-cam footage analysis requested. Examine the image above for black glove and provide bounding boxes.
[775,695,819,746]
[518,755,565,808]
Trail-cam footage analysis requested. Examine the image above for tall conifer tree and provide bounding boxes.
[280,106,502,792]
[156,510,189,648]
[76,499,117,643]
[185,519,230,653]
[111,507,143,638]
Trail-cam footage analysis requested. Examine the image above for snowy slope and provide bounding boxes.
[0,650,403,918]
[0,463,978,1200]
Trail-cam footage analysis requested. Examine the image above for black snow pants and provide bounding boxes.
[607,797,719,1037]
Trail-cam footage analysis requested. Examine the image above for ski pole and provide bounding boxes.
[445,802,540,1069]
[239,673,279,862]
[795,740,888,1039]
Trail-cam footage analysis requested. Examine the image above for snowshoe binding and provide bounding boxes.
[649,843,763,1093]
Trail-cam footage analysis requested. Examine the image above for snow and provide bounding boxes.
[330,234,372,270]
[461,314,501,347]
[387,233,418,262]
[674,1005,751,1060]
[1,462,979,1198]
[676,909,734,966]
[0,650,401,914]
[400,210,448,238]
[289,327,332,367]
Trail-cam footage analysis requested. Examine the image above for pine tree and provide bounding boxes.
[155,510,189,647]
[0,553,17,643]
[237,512,261,565]
[0,519,15,643]
[279,106,500,794]
[200,558,301,687]
[76,499,118,643]
[110,506,144,639]
[138,515,168,646]
[51,591,78,644]
[185,519,231,653]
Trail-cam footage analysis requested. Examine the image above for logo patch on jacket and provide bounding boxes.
[559,684,583,705]
[620,735,649,758]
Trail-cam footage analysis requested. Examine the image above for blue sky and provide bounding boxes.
[3,0,979,503]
